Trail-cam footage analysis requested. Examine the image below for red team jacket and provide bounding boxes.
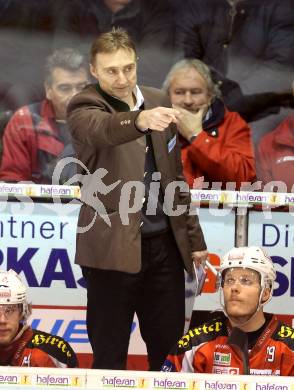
[162,314,294,376]
[257,114,294,192]
[0,326,78,367]
[181,99,256,189]
[0,100,67,183]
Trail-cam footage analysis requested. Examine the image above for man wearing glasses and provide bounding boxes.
[0,47,89,184]
[162,246,294,375]
[0,269,77,367]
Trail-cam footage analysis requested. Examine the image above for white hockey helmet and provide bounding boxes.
[219,246,276,303]
[0,269,30,320]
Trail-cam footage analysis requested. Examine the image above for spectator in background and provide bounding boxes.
[53,0,175,87]
[0,269,77,367]
[175,0,294,142]
[163,59,256,189]
[162,246,294,376]
[256,80,294,193]
[0,48,89,184]
[257,113,294,193]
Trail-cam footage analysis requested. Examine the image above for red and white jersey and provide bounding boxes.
[162,314,294,376]
[0,326,78,367]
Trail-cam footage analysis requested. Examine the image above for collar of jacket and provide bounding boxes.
[28,100,59,137]
[272,114,294,148]
[95,83,131,112]
[41,99,56,119]
[202,98,226,136]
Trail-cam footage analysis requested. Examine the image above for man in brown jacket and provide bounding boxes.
[67,28,207,371]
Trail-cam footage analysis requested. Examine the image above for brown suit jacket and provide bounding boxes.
[67,84,206,275]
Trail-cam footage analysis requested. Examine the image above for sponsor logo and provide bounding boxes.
[285,194,294,204]
[191,191,221,203]
[0,374,20,384]
[236,193,268,204]
[138,379,149,389]
[228,368,239,375]
[31,333,72,358]
[250,369,280,376]
[215,344,230,350]
[277,325,294,339]
[161,359,175,372]
[101,376,148,388]
[255,384,289,390]
[21,375,32,385]
[0,184,25,195]
[213,352,231,366]
[0,290,11,298]
[212,366,239,375]
[228,253,244,260]
[178,321,223,348]
[189,380,199,390]
[40,186,78,197]
[153,378,188,389]
[256,328,271,348]
[203,380,239,390]
[35,374,81,386]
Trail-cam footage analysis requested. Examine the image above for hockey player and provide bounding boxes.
[0,269,78,367]
[162,246,294,375]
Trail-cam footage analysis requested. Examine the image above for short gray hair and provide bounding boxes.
[163,59,221,99]
[45,47,87,85]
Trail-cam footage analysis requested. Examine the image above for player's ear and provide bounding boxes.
[261,288,270,303]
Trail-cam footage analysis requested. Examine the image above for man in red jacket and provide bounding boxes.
[0,47,89,184]
[0,269,78,367]
[163,59,256,189]
[162,246,294,376]
[257,114,294,193]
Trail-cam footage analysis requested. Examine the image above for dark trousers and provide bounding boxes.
[82,231,185,371]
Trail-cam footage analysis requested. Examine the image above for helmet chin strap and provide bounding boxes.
[21,302,31,324]
[219,285,268,328]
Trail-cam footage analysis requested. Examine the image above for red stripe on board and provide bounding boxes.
[77,353,149,371]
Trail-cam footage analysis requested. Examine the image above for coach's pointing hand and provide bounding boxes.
[136,107,179,131]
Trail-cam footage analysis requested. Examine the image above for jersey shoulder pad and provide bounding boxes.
[272,322,294,350]
[28,329,78,367]
[177,315,227,351]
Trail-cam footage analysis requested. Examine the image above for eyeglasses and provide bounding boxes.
[0,305,20,318]
[223,274,260,287]
[55,83,88,95]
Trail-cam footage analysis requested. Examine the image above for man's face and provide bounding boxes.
[0,304,22,345]
[90,48,137,106]
[223,268,263,323]
[45,67,89,120]
[169,68,212,114]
